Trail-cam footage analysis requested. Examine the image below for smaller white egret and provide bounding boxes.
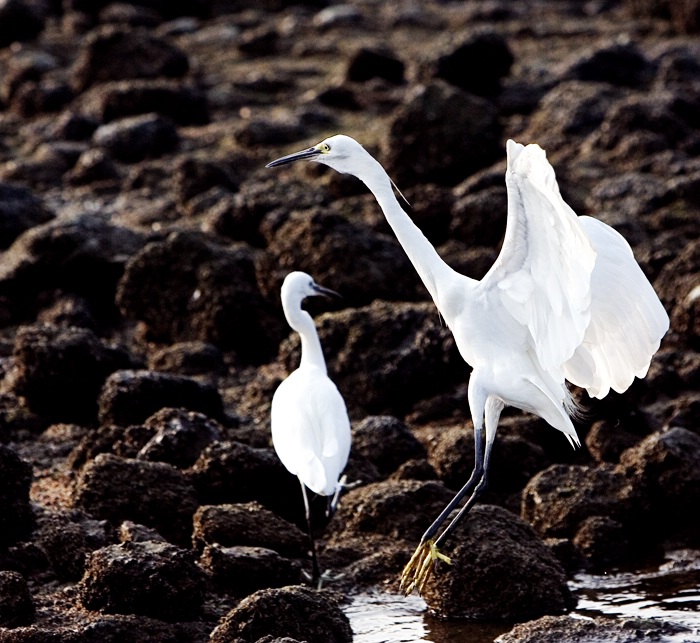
[268,135,669,595]
[271,271,352,586]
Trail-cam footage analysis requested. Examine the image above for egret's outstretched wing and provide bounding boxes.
[271,368,351,496]
[564,217,669,398]
[479,140,596,377]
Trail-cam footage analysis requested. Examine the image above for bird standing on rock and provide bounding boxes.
[267,135,669,595]
[271,271,351,587]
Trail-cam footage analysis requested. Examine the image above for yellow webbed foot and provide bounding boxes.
[400,540,451,595]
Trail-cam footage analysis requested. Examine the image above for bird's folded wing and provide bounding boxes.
[479,140,596,376]
[563,216,669,398]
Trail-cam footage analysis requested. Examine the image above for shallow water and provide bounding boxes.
[345,549,700,643]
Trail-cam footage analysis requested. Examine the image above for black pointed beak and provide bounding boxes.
[266,147,320,168]
[312,283,341,299]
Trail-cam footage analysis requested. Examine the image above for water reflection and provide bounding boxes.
[347,549,700,643]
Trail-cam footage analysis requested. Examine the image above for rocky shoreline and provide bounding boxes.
[0,0,698,641]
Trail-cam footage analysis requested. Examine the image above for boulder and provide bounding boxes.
[73,453,199,545]
[421,505,575,619]
[0,571,35,627]
[210,585,352,643]
[79,541,205,621]
[92,113,179,162]
[346,47,405,84]
[0,445,33,548]
[0,183,54,250]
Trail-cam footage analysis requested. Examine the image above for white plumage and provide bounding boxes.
[267,135,669,594]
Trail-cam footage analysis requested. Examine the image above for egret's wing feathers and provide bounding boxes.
[564,217,670,398]
[271,368,351,496]
[480,140,596,376]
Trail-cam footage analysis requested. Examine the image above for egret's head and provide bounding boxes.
[282,271,340,305]
[266,134,370,176]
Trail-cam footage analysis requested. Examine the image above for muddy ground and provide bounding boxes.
[0,0,699,642]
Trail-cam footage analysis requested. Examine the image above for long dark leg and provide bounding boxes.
[418,425,484,544]
[300,479,320,585]
[434,397,504,549]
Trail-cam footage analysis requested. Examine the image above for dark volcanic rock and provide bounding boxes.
[351,415,426,475]
[0,0,44,48]
[584,419,641,463]
[280,301,464,417]
[71,25,189,92]
[0,571,35,627]
[563,40,655,88]
[431,30,513,96]
[97,369,223,427]
[79,541,205,621]
[148,341,225,377]
[137,407,223,468]
[34,508,113,581]
[264,208,421,307]
[192,502,307,557]
[210,585,352,643]
[329,479,454,541]
[0,213,146,319]
[116,231,283,362]
[92,113,179,162]
[421,505,575,619]
[73,453,199,545]
[0,445,33,548]
[77,79,208,125]
[0,183,54,250]
[188,441,299,522]
[521,463,642,538]
[618,427,700,536]
[9,324,133,423]
[572,515,630,568]
[346,47,405,84]
[496,614,689,643]
[383,81,502,186]
[199,544,300,594]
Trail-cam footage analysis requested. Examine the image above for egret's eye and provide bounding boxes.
[320,143,331,153]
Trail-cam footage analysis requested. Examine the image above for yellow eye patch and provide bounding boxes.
[319,143,331,153]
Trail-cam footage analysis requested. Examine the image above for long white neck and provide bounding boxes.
[356,156,462,307]
[283,300,327,372]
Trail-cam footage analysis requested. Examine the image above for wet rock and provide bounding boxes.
[618,427,700,535]
[280,301,463,417]
[563,40,655,88]
[521,463,642,538]
[0,0,44,48]
[192,502,307,557]
[346,47,405,84]
[0,446,33,548]
[97,369,223,427]
[9,324,133,423]
[0,213,146,319]
[351,416,426,476]
[573,515,629,568]
[148,341,225,377]
[92,113,178,162]
[264,208,421,308]
[422,505,574,619]
[496,613,689,643]
[210,585,352,643]
[0,182,54,250]
[71,25,189,92]
[76,79,208,125]
[116,231,283,362]
[137,407,223,468]
[34,508,113,581]
[79,541,205,621]
[431,30,513,96]
[329,479,454,541]
[199,544,300,594]
[73,453,199,544]
[383,81,502,186]
[0,571,35,627]
[188,441,299,522]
